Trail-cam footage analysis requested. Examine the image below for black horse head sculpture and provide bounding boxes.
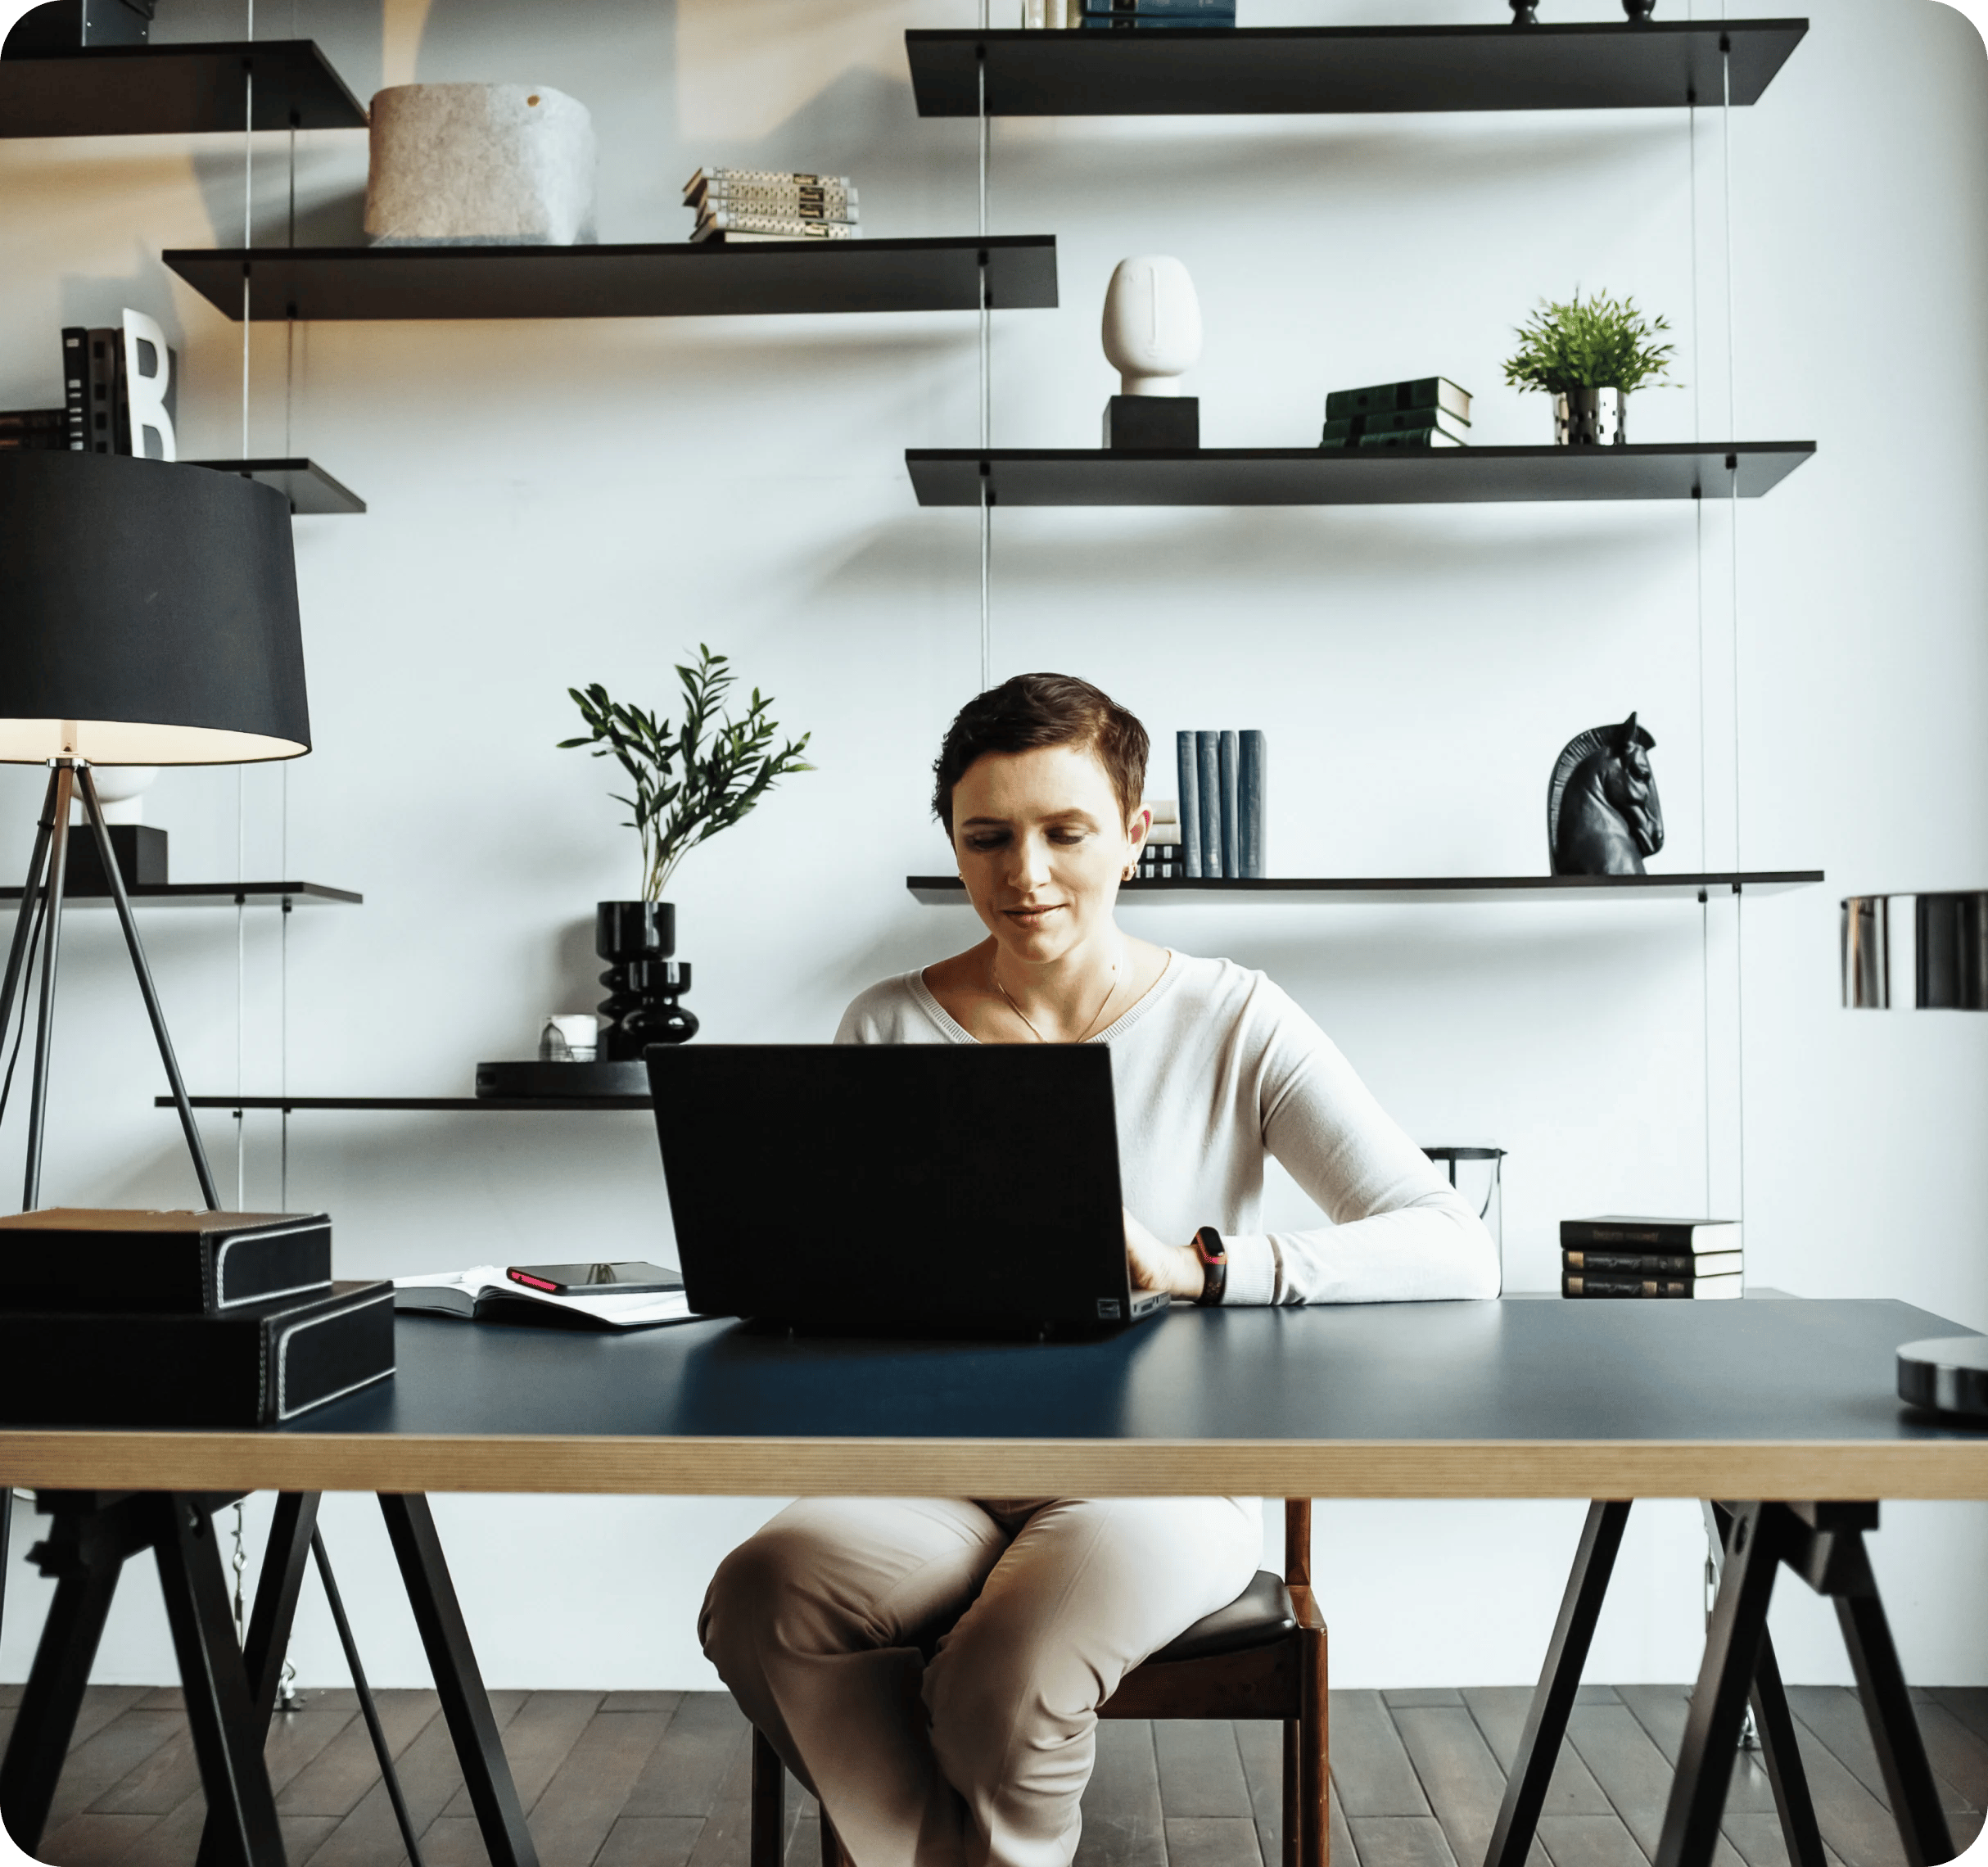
[1547,712,1665,876]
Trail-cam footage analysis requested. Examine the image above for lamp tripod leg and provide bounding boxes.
[21,767,75,1214]
[0,770,59,1065]
[75,767,220,1212]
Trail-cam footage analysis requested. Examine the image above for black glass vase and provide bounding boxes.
[596,901,698,1058]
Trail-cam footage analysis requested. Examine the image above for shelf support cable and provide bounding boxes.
[977,22,991,691]
[1722,33,1747,1232]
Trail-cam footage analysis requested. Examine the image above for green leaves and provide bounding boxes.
[1502,290,1678,394]
[559,646,814,902]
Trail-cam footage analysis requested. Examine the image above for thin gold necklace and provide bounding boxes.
[992,948,1121,1044]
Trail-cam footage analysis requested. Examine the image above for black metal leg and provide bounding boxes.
[1484,1500,1633,1867]
[1748,1630,1827,1867]
[1,1526,124,1851]
[1656,1502,1784,1867]
[193,1494,322,1867]
[21,765,74,1211]
[1833,1554,1954,1866]
[313,1528,427,1867]
[377,1494,539,1867]
[75,767,219,1209]
[151,1495,286,1867]
[0,770,58,1073]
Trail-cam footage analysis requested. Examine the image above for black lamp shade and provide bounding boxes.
[0,452,309,764]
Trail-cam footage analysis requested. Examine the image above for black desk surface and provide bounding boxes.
[2,1300,1983,1500]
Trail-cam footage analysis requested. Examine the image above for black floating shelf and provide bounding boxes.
[906,444,1814,507]
[163,237,1060,322]
[160,1095,648,1111]
[0,40,367,138]
[1,882,361,909]
[188,459,364,515]
[906,20,1807,116]
[909,873,1823,906]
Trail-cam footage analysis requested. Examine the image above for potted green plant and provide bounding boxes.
[560,645,812,1054]
[1502,290,1677,445]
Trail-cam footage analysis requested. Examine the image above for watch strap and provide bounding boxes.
[1193,1225,1227,1306]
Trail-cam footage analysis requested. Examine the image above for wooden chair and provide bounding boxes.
[750,1500,1327,1867]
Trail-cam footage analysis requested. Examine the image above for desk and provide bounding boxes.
[1,1296,1982,1499]
[3,1299,1985,1867]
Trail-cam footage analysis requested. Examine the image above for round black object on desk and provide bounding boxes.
[475,1060,652,1098]
[1896,1336,1988,1415]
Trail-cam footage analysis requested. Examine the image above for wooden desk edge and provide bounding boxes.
[3,1435,1986,1499]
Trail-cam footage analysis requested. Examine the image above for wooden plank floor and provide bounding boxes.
[5,1684,1986,1867]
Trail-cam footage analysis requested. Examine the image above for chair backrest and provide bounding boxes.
[1285,1498,1311,1586]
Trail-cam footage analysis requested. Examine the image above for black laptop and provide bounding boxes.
[644,1044,1169,1334]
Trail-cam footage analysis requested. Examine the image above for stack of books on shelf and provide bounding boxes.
[1025,0,1237,23]
[685,168,859,244]
[1322,376,1471,450]
[0,408,67,452]
[1134,800,1185,880]
[1173,730,1267,880]
[1561,1216,1742,1300]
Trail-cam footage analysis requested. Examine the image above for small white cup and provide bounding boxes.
[539,1014,599,1063]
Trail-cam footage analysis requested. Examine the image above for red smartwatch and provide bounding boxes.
[1193,1226,1227,1306]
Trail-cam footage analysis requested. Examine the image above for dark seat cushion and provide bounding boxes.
[1145,1570,1296,1666]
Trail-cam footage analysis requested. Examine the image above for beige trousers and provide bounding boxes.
[699,1496,1262,1867]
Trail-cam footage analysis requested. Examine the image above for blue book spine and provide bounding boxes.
[1176,731,1203,879]
[1239,730,1267,879]
[1196,732,1222,881]
[1218,731,1240,880]
[1082,0,1234,11]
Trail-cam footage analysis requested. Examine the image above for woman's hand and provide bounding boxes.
[1124,1206,1206,1302]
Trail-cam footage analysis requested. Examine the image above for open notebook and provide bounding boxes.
[394,1264,694,1331]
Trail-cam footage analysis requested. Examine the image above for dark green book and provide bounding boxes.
[1359,427,1466,450]
[1324,407,1468,447]
[1326,376,1472,423]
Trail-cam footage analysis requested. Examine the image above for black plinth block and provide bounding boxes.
[1104,396,1200,450]
[65,822,165,893]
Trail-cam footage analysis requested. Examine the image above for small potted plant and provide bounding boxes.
[561,646,812,1055]
[1502,290,1677,445]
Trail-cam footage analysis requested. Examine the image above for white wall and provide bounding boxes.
[2,0,1987,1693]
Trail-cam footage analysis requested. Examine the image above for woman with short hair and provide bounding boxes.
[701,673,1498,1867]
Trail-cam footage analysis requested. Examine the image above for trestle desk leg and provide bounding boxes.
[1656,1503,1783,1867]
[153,1496,286,1867]
[378,1494,539,1867]
[194,1494,322,1867]
[1484,1500,1632,1867]
[1834,1553,1953,1865]
[1747,1626,1826,1867]
[0,1517,123,1851]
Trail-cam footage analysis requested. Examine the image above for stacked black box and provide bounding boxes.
[0,1209,395,1426]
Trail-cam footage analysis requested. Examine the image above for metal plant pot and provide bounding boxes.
[1553,387,1625,446]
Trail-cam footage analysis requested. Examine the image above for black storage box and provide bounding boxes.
[0,1207,332,1314]
[0,1280,395,1426]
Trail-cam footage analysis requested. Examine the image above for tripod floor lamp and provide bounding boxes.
[0,450,310,1213]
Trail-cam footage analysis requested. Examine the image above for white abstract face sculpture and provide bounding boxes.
[1101,255,1203,397]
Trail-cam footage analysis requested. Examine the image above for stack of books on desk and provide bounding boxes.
[0,408,68,451]
[0,1208,395,1425]
[1322,376,1472,450]
[1561,1216,1742,1300]
[686,168,859,243]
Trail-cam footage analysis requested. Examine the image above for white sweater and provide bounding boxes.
[834,952,1500,1305]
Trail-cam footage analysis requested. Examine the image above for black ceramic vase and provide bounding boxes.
[596,901,698,1058]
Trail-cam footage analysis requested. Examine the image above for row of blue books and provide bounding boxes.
[1175,730,1267,880]
[1078,0,1237,25]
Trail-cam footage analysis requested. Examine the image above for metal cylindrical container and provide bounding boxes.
[1552,387,1624,446]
